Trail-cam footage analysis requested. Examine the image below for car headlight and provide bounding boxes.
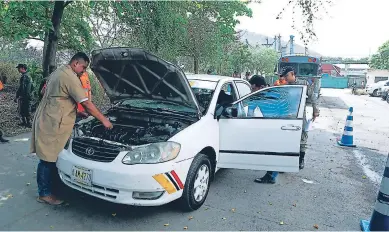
[122,142,181,165]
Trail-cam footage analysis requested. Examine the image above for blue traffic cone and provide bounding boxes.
[360,154,389,231]
[337,107,356,147]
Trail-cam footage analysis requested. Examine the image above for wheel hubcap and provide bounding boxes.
[193,164,209,202]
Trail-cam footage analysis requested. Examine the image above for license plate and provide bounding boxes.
[71,166,92,186]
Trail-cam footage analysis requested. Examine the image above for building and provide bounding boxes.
[334,64,369,87]
[366,69,389,86]
[321,63,342,77]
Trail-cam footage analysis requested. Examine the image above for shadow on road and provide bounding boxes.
[318,96,349,110]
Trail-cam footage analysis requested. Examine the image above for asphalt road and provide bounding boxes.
[0,89,385,231]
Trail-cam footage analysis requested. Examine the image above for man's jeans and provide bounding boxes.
[37,160,57,197]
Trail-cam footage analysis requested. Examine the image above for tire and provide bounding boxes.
[387,96,389,103]
[373,89,378,97]
[179,153,212,211]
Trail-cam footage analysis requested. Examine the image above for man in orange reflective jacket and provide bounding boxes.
[76,72,92,121]
[273,75,287,86]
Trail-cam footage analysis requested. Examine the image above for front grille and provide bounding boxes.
[71,137,125,162]
[60,172,119,199]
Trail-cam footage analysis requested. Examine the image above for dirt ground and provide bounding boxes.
[0,85,32,137]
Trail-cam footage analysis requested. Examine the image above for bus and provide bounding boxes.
[277,55,322,101]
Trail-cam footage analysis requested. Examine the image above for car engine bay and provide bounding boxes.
[75,108,196,146]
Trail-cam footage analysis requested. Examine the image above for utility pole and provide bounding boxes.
[289,35,294,55]
[274,35,277,51]
[262,38,273,48]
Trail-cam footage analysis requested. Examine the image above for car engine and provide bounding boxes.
[75,108,194,146]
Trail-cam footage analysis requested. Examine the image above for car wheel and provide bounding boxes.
[373,89,378,97]
[387,96,389,103]
[179,153,211,211]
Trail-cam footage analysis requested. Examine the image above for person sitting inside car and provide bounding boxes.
[216,89,234,106]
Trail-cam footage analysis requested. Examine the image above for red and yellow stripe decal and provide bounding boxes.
[153,170,184,194]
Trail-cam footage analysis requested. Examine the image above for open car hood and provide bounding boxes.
[90,48,201,114]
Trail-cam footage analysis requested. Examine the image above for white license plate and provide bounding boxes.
[71,166,92,186]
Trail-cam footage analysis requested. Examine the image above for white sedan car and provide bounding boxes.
[57,48,307,211]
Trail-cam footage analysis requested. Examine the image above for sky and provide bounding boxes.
[236,0,389,58]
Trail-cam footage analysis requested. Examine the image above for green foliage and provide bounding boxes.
[370,41,389,70]
[28,63,43,100]
[322,56,369,64]
[0,1,94,52]
[248,47,279,75]
[0,62,19,85]
[276,0,333,45]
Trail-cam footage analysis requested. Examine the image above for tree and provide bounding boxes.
[249,47,278,75]
[181,1,252,73]
[276,0,333,45]
[0,1,253,75]
[0,1,96,77]
[370,41,389,69]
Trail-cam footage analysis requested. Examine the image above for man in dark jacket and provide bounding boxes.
[15,64,33,128]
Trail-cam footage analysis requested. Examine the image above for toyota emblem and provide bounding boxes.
[85,147,95,155]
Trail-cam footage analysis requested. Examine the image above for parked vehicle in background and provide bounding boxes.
[386,89,389,103]
[277,55,322,102]
[366,80,389,97]
[379,85,389,100]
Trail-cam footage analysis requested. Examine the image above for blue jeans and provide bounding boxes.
[37,160,57,197]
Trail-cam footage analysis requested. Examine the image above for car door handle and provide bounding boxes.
[281,125,301,131]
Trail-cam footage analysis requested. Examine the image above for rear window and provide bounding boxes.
[279,62,320,77]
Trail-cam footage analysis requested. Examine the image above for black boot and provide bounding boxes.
[25,117,32,128]
[18,117,26,126]
[0,136,9,143]
[299,152,305,170]
[254,172,276,184]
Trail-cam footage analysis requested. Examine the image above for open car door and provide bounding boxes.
[218,85,307,173]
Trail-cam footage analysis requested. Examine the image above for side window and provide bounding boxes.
[232,87,303,119]
[235,81,252,98]
[217,83,238,106]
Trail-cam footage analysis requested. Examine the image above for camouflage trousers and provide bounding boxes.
[300,130,308,153]
[300,117,309,153]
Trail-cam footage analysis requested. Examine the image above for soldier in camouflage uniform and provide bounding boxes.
[15,64,33,128]
[255,66,320,184]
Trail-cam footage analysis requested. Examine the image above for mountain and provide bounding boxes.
[239,30,322,57]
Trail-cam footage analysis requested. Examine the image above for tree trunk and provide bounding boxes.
[194,57,199,74]
[42,1,66,78]
[42,30,49,69]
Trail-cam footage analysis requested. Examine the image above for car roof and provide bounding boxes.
[186,74,246,82]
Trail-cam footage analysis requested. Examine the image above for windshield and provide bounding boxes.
[188,79,218,113]
[119,99,198,115]
[279,62,320,77]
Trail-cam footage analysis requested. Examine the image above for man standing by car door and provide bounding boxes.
[255,66,320,184]
[31,52,113,205]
